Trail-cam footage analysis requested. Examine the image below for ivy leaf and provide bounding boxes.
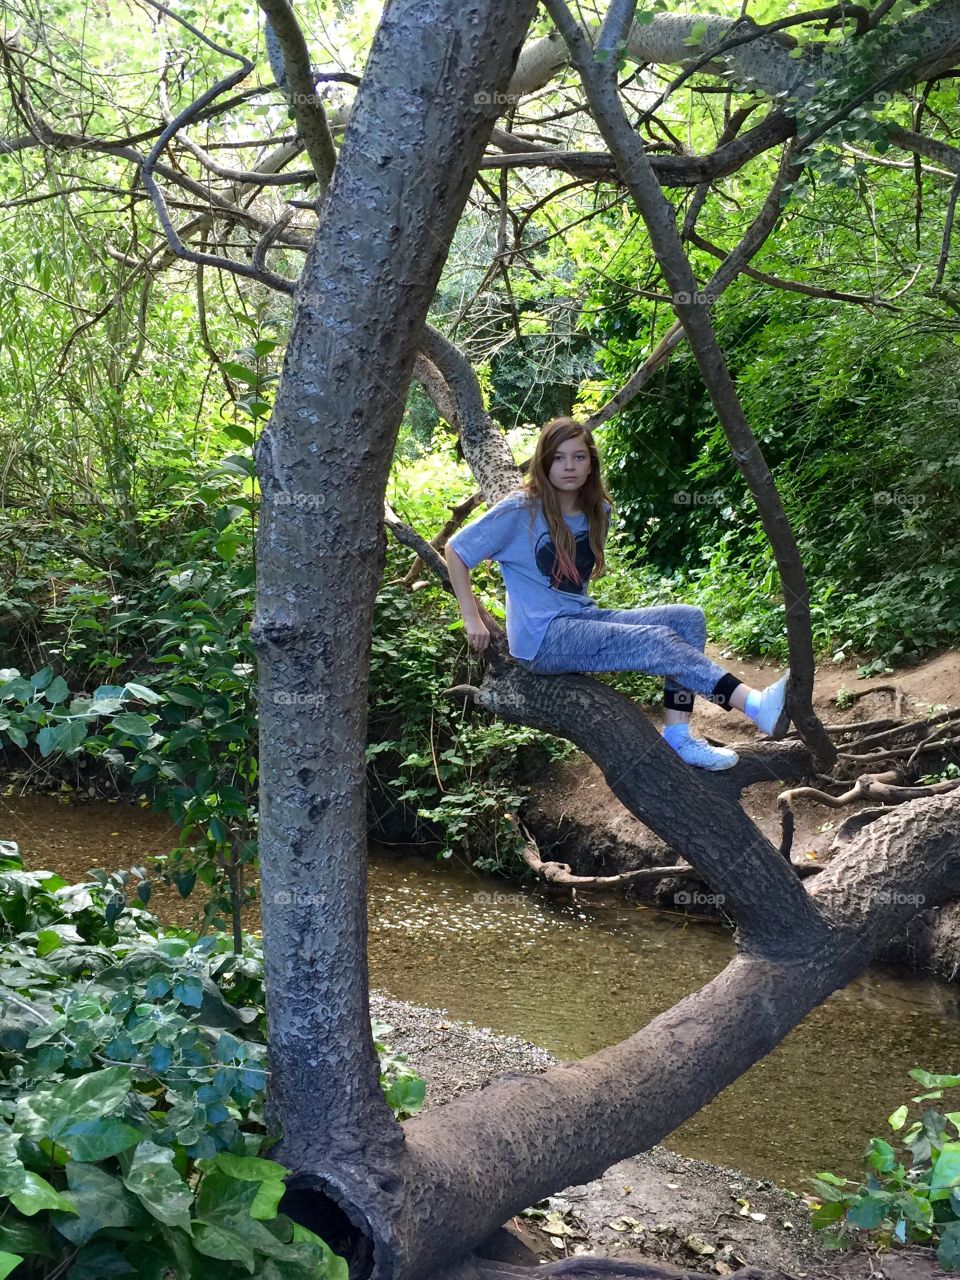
[211,1153,287,1220]
[930,1140,960,1200]
[888,1104,909,1131]
[865,1137,896,1173]
[0,1126,27,1197]
[939,1221,960,1270]
[383,1073,425,1118]
[174,871,197,898]
[172,975,204,1008]
[110,712,153,738]
[195,1168,301,1263]
[8,1171,77,1217]
[0,1215,55,1258]
[61,1240,136,1279]
[36,928,62,957]
[0,1252,22,1280]
[14,1066,134,1148]
[222,361,259,386]
[50,1163,145,1247]
[44,676,70,704]
[123,1141,194,1232]
[59,1118,143,1163]
[911,1069,960,1089]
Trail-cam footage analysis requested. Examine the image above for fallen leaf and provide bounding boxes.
[684,1235,716,1256]
[544,1213,573,1236]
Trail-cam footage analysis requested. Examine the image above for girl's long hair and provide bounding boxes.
[522,417,613,587]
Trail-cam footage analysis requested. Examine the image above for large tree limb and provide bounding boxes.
[259,2,337,186]
[508,0,960,111]
[285,789,960,1280]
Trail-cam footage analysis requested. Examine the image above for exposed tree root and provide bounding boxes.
[774,690,960,859]
[512,814,692,891]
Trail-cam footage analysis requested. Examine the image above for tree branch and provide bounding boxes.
[546,0,836,769]
[258,2,337,186]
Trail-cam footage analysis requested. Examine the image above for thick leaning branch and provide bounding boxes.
[288,789,960,1280]
[508,0,960,110]
[469,664,824,954]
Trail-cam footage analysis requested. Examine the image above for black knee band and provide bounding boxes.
[663,687,696,712]
[709,673,743,711]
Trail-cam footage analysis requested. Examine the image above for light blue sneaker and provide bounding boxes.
[753,668,791,739]
[663,732,739,771]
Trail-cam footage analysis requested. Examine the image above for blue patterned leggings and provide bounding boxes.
[524,604,731,707]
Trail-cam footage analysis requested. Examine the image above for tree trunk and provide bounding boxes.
[252,0,540,1178]
[248,5,960,1280]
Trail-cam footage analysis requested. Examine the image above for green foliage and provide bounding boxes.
[587,277,960,662]
[0,841,423,1278]
[808,1070,960,1268]
[370,554,574,876]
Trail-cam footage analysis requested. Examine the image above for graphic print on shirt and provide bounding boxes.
[535,529,595,593]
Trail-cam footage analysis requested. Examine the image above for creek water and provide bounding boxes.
[4,791,960,1191]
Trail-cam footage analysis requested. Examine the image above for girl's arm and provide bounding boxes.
[444,546,492,652]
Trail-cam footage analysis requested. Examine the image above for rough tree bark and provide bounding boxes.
[241,4,960,1280]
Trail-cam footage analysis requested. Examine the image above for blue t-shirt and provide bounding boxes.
[448,491,609,661]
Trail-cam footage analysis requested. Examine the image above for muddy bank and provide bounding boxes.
[516,658,960,984]
[372,990,935,1280]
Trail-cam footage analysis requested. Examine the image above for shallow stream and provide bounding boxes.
[4,791,960,1190]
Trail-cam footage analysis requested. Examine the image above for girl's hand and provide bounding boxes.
[464,614,492,652]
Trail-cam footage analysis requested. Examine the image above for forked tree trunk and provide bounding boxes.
[251,0,540,1195]
[249,4,960,1279]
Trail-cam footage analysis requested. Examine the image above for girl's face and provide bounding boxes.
[547,435,592,495]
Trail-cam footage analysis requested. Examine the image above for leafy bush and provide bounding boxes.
[369,561,575,875]
[584,250,960,664]
[808,1069,960,1269]
[0,841,424,1279]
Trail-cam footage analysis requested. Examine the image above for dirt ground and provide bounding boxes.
[372,990,948,1280]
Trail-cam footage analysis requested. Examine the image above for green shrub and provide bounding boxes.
[808,1069,960,1269]
[0,841,424,1279]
